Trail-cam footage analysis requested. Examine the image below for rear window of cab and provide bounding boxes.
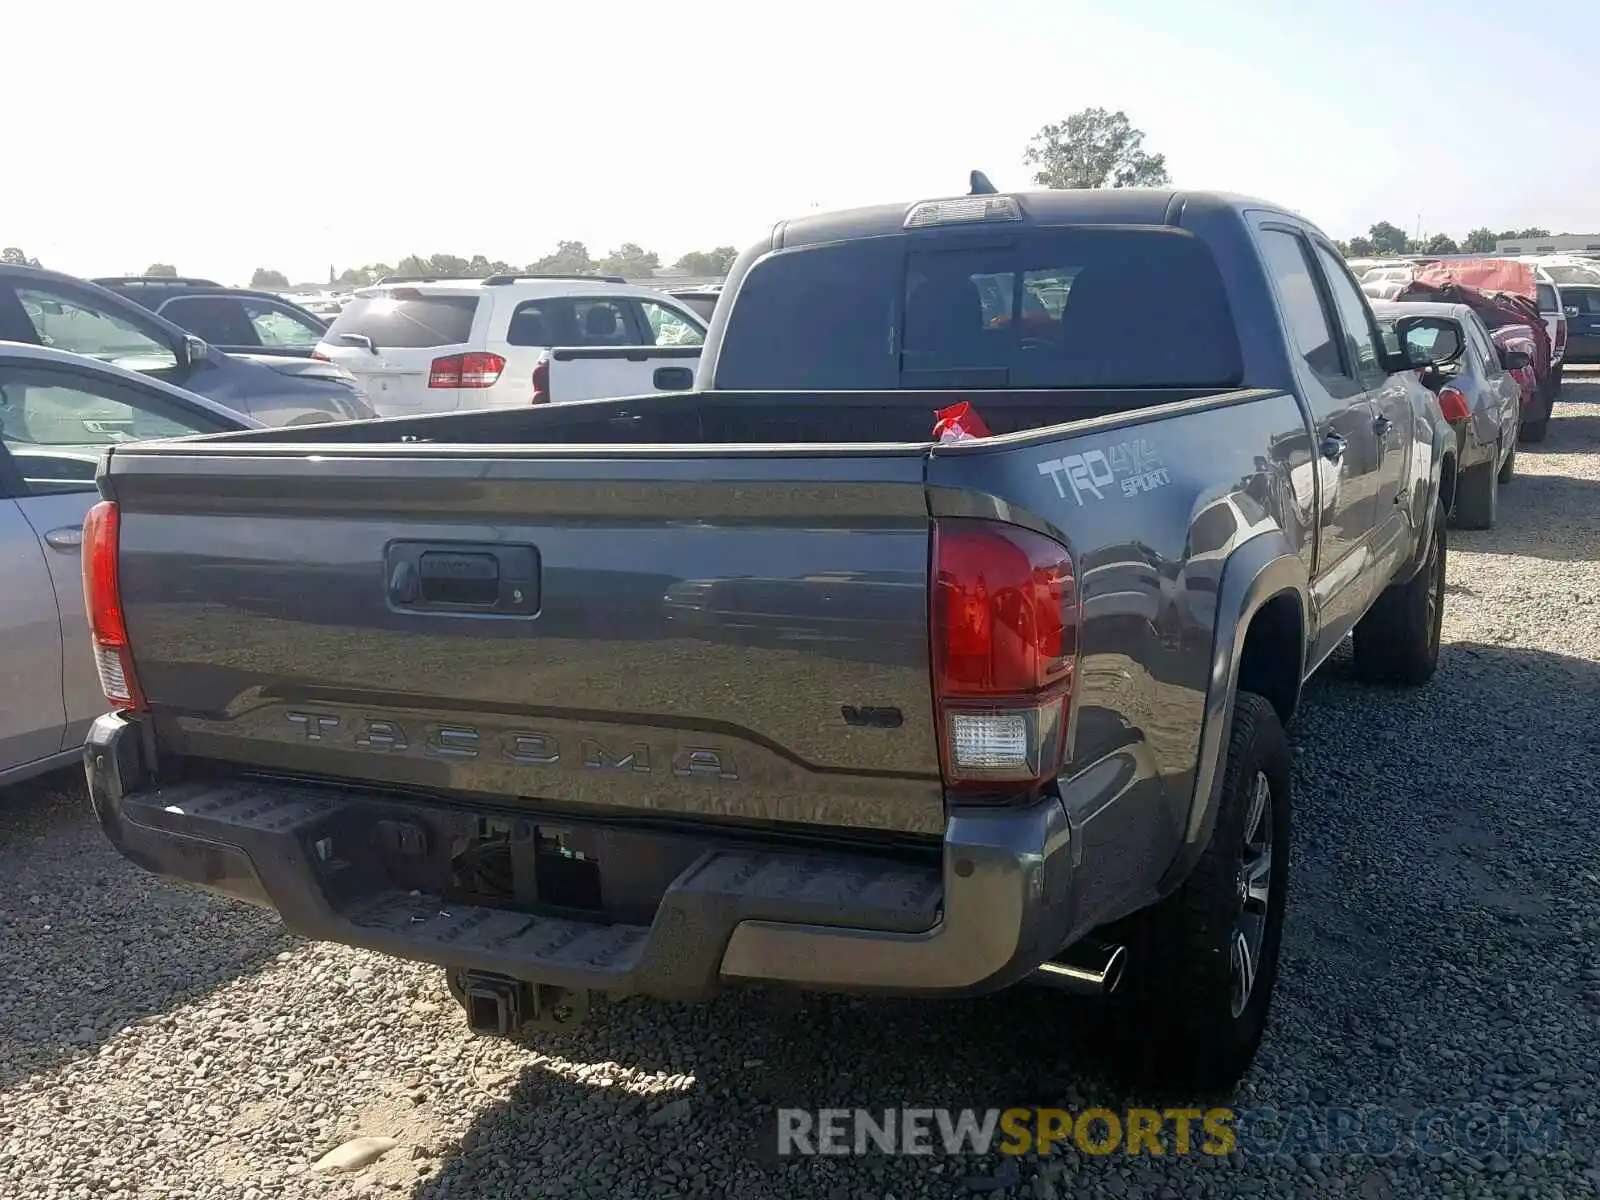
[714,227,1243,390]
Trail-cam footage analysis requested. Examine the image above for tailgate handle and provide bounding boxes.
[418,552,500,605]
[386,542,541,615]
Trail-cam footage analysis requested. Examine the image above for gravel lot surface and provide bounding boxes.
[5,385,1600,1200]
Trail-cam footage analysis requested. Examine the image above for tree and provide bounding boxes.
[336,263,395,287]
[1023,107,1170,189]
[394,255,431,277]
[597,243,661,278]
[250,267,291,289]
[1423,233,1459,254]
[1463,228,1496,253]
[2,246,41,267]
[1347,235,1376,257]
[1515,227,1550,239]
[528,240,595,275]
[144,263,177,277]
[425,253,470,277]
[673,246,738,276]
[1367,222,1409,256]
[466,254,514,278]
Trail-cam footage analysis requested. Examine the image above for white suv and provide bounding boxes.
[313,274,708,417]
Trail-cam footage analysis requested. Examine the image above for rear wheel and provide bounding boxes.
[1455,458,1498,530]
[1550,363,1564,395]
[1498,440,1516,485]
[1109,692,1291,1095]
[1352,502,1446,685]
[1520,394,1552,443]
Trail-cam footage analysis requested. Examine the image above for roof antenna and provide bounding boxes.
[969,170,998,196]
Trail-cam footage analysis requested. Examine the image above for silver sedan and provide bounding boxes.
[1373,299,1522,530]
[0,341,255,786]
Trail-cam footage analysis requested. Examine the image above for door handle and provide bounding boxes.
[1319,433,1347,461]
[1373,414,1392,437]
[44,525,83,551]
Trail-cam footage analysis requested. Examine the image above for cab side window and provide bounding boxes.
[0,364,228,494]
[11,286,179,372]
[1312,244,1382,378]
[1258,231,1341,381]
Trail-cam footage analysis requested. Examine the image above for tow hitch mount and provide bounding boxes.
[450,969,590,1036]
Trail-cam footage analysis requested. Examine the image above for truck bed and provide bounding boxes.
[182,385,1239,447]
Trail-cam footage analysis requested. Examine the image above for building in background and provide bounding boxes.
[1496,234,1600,256]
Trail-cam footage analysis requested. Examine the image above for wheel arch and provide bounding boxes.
[1157,534,1307,895]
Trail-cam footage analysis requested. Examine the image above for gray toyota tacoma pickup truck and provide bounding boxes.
[82,185,1462,1090]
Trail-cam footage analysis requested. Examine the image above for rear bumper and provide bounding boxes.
[85,714,1078,1000]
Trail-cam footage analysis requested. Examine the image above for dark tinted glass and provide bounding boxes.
[322,294,478,348]
[1258,231,1340,379]
[716,229,1241,390]
[1565,287,1600,314]
[161,296,259,346]
[505,297,647,347]
[1536,284,1558,312]
[716,238,902,389]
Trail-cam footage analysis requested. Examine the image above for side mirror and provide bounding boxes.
[1393,315,1463,368]
[1501,350,1532,371]
[1565,306,1581,318]
[652,366,694,391]
[179,333,210,369]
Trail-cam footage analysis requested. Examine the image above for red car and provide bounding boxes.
[1396,277,1556,440]
[1490,325,1543,435]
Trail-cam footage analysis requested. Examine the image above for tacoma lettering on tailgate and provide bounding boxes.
[282,713,738,780]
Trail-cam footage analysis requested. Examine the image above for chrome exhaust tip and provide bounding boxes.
[1032,942,1126,995]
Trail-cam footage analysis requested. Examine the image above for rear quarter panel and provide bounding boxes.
[925,389,1314,928]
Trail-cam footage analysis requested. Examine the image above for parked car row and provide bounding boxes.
[1356,251,1600,374]
[0,263,724,428]
[313,274,710,415]
[94,276,331,358]
[0,265,374,426]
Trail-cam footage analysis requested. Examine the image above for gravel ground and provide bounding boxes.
[5,385,1600,1200]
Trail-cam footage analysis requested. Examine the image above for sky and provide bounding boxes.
[10,0,1599,285]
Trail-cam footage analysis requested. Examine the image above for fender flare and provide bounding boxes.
[1398,422,1456,584]
[1156,531,1309,893]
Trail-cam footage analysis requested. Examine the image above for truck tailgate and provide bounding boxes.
[105,446,945,835]
[546,346,701,403]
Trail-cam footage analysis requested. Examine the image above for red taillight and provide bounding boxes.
[1557,320,1568,351]
[1437,385,1471,424]
[931,519,1079,793]
[531,356,550,404]
[81,500,144,710]
[429,352,505,388]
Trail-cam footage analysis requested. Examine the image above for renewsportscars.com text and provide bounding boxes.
[776,1106,1563,1159]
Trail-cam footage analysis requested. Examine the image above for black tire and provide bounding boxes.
[1520,394,1552,443]
[1454,459,1497,530]
[1108,692,1291,1096]
[1498,440,1516,485]
[1550,363,1564,396]
[1352,502,1446,685]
